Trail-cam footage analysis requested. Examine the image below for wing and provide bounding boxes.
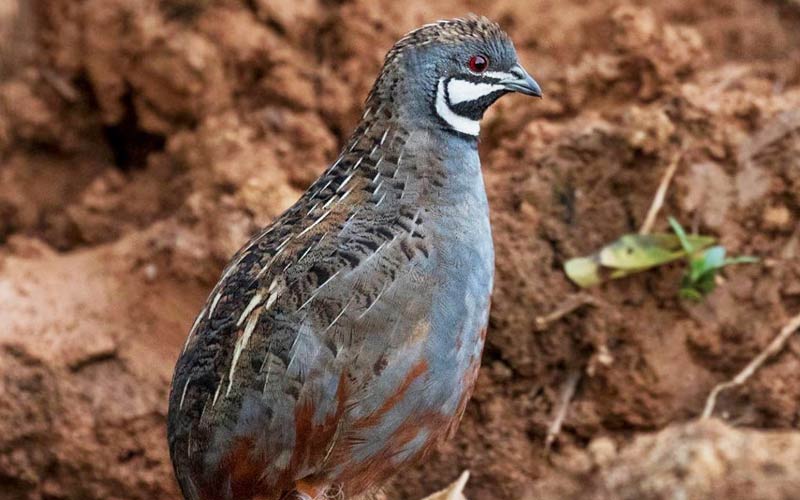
[167,123,435,498]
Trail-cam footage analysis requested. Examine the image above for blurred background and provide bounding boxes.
[1,0,799,499]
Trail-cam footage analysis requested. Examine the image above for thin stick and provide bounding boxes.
[702,311,800,419]
[535,294,597,331]
[639,150,683,235]
[545,367,582,453]
[419,470,470,500]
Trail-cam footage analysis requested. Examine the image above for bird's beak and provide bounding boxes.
[501,64,542,98]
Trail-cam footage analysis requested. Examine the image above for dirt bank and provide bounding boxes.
[1,0,799,499]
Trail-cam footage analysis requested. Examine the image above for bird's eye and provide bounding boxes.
[468,54,489,73]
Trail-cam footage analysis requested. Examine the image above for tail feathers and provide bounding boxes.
[177,472,202,500]
[170,436,203,500]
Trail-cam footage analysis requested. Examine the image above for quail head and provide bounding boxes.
[168,15,541,500]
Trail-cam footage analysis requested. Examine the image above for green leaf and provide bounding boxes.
[598,233,715,270]
[725,256,760,265]
[679,246,759,300]
[564,256,603,287]
[689,246,726,282]
[679,286,705,301]
[563,218,758,297]
[668,216,694,254]
[565,232,715,288]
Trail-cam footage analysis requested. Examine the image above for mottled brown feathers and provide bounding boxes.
[168,15,503,500]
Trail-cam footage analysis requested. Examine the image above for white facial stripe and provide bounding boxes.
[435,79,479,136]
[483,71,514,81]
[447,79,506,104]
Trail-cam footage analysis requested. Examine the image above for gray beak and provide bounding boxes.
[501,64,542,98]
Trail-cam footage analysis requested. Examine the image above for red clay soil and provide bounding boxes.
[1,1,800,499]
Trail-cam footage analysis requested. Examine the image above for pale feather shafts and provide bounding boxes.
[169,102,440,498]
[168,15,504,500]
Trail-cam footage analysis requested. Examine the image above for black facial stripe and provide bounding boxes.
[443,77,452,107]
[450,89,508,120]
[442,76,505,109]
[431,78,476,141]
[453,73,504,84]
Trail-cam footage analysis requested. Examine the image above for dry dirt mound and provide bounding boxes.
[533,419,800,499]
[1,0,799,499]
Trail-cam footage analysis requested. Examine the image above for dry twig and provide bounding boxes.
[535,294,597,330]
[639,149,684,235]
[545,367,582,453]
[419,471,470,500]
[40,68,80,102]
[702,311,800,419]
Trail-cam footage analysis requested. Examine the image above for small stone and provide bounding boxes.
[762,205,792,231]
[5,235,56,259]
[143,263,158,282]
[63,332,118,371]
[490,361,513,382]
[588,436,618,467]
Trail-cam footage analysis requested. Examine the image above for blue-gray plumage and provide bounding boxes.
[167,15,541,500]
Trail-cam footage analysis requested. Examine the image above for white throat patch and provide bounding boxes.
[435,78,480,136]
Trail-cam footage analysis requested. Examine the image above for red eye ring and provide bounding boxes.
[468,54,489,73]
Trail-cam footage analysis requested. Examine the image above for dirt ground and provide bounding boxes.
[1,0,799,499]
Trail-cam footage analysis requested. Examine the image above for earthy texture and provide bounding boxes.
[0,0,799,499]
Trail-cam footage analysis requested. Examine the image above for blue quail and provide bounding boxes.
[168,15,541,500]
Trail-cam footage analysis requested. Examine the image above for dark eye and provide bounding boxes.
[468,54,489,73]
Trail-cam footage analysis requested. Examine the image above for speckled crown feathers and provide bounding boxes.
[366,15,511,104]
[388,15,509,56]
